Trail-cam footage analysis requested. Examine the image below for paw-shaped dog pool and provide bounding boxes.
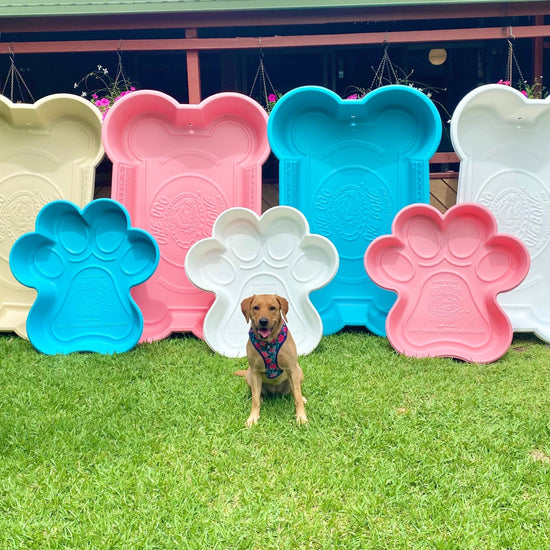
[365,203,529,362]
[9,199,159,354]
[185,206,339,357]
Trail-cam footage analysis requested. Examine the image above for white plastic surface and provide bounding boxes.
[185,206,339,358]
[451,84,550,342]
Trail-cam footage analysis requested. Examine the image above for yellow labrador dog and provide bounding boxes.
[235,294,307,427]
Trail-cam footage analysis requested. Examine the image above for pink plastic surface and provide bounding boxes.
[102,90,270,341]
[0,94,104,338]
[365,203,530,363]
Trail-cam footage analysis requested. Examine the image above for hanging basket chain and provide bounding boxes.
[261,59,277,106]
[114,48,131,89]
[249,44,279,111]
[505,39,526,90]
[1,52,35,103]
[368,43,400,93]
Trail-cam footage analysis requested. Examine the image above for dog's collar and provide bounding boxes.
[249,323,288,379]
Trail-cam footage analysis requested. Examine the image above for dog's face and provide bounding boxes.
[241,294,289,340]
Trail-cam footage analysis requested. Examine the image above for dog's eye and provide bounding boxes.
[253,305,260,310]
[269,306,276,311]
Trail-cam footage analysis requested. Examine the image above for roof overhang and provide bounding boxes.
[2,0,549,18]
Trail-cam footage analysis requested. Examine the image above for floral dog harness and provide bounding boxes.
[249,323,288,379]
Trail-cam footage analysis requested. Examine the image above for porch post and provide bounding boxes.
[533,15,544,89]
[185,28,202,103]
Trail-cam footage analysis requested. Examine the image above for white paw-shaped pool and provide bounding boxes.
[185,206,339,357]
[9,199,159,354]
[365,203,529,363]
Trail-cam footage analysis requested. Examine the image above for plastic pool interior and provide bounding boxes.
[0,94,104,338]
[102,90,270,342]
[365,202,530,363]
[185,206,339,358]
[9,199,159,355]
[451,83,550,343]
[268,85,442,337]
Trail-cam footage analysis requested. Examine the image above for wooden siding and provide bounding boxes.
[430,176,458,213]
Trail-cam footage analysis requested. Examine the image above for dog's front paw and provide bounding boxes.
[296,413,308,425]
[245,413,260,428]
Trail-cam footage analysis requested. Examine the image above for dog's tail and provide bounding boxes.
[233,370,248,377]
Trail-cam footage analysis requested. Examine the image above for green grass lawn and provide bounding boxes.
[1,330,550,549]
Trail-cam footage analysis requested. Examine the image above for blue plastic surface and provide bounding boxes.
[9,199,159,354]
[268,85,442,335]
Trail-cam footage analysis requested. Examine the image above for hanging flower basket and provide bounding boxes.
[1,51,35,103]
[74,51,137,119]
[344,43,445,101]
[497,39,548,99]
[249,47,282,113]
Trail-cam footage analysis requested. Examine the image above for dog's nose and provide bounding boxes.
[259,317,269,327]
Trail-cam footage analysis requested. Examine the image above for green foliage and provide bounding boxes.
[522,76,548,99]
[74,60,136,119]
[1,332,550,548]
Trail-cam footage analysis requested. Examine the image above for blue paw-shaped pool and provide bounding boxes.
[9,199,159,354]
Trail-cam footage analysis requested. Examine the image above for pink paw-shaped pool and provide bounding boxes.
[364,203,529,362]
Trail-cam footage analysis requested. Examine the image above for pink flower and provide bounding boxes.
[497,79,511,86]
[521,90,528,97]
[347,94,360,100]
[268,93,277,103]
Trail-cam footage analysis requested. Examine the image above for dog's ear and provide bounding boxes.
[276,295,289,318]
[241,296,254,322]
